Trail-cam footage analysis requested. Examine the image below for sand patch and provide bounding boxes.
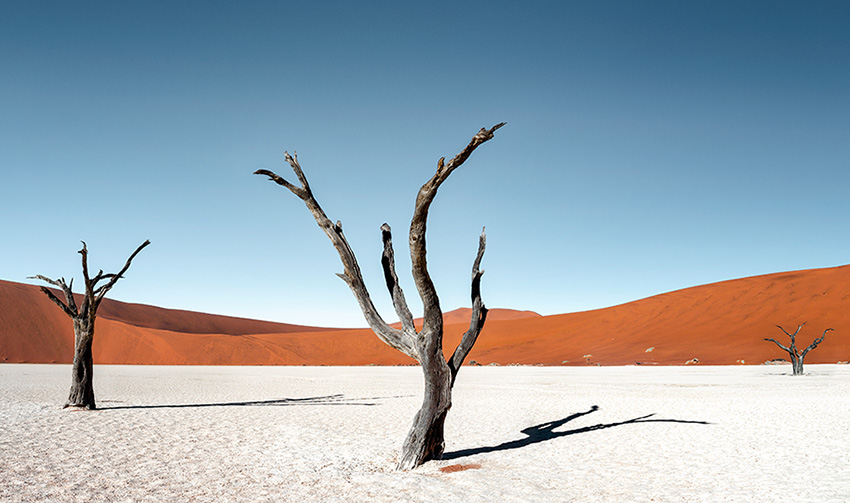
[1,364,848,502]
[440,463,482,473]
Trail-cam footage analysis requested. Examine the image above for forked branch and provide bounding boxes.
[28,276,77,318]
[255,153,418,360]
[776,323,804,342]
[255,151,309,199]
[801,328,833,358]
[91,240,151,308]
[40,287,77,318]
[765,323,806,355]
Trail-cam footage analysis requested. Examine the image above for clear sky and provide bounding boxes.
[2,1,848,327]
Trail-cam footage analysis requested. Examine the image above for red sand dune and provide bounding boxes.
[390,307,541,331]
[1,265,848,366]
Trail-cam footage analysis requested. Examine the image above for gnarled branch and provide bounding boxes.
[37,286,77,318]
[448,228,489,382]
[28,274,62,288]
[410,123,505,338]
[32,241,150,320]
[775,323,804,345]
[256,153,418,360]
[28,276,77,318]
[92,240,151,309]
[801,328,833,358]
[381,223,416,334]
[763,337,792,353]
[79,241,92,294]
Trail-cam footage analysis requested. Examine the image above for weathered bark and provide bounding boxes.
[68,319,96,409]
[764,323,833,376]
[396,226,489,470]
[256,123,503,469]
[31,240,150,409]
[399,359,452,469]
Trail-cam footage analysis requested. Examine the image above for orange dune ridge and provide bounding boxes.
[1,265,848,366]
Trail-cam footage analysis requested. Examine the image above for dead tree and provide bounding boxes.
[256,123,504,469]
[31,240,150,409]
[764,323,833,375]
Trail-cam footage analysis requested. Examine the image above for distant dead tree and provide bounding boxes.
[31,240,150,409]
[256,123,504,469]
[764,322,833,376]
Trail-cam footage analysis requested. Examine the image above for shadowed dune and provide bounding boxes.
[0,279,339,364]
[97,300,340,335]
[1,265,848,365]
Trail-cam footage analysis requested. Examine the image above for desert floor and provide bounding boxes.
[1,364,848,502]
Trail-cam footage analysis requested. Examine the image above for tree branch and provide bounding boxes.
[63,277,78,314]
[381,223,416,334]
[801,328,833,358]
[79,241,92,296]
[764,337,792,354]
[286,151,311,192]
[29,275,78,318]
[256,155,418,361]
[436,123,506,183]
[93,240,151,309]
[410,123,505,337]
[774,323,807,359]
[254,151,313,200]
[254,169,303,198]
[37,286,78,319]
[28,274,61,287]
[90,270,116,287]
[448,228,489,381]
[775,323,804,345]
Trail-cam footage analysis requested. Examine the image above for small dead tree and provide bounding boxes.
[256,123,504,469]
[764,322,833,376]
[31,240,150,409]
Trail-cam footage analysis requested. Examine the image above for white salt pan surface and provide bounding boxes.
[1,365,848,502]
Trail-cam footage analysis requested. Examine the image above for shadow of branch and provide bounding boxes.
[98,394,407,410]
[443,405,711,460]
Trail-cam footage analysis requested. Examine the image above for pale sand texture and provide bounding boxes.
[1,365,848,502]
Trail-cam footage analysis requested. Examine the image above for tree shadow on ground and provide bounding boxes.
[442,405,711,460]
[98,394,407,410]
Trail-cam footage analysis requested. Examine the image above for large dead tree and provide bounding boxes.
[765,323,833,376]
[31,240,150,409]
[256,123,504,469]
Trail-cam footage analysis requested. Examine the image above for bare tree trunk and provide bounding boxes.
[256,123,502,470]
[67,319,96,409]
[398,338,453,469]
[791,355,804,376]
[31,240,150,409]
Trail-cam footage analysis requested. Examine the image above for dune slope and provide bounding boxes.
[1,265,848,365]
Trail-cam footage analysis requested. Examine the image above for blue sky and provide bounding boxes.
[2,1,848,327]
